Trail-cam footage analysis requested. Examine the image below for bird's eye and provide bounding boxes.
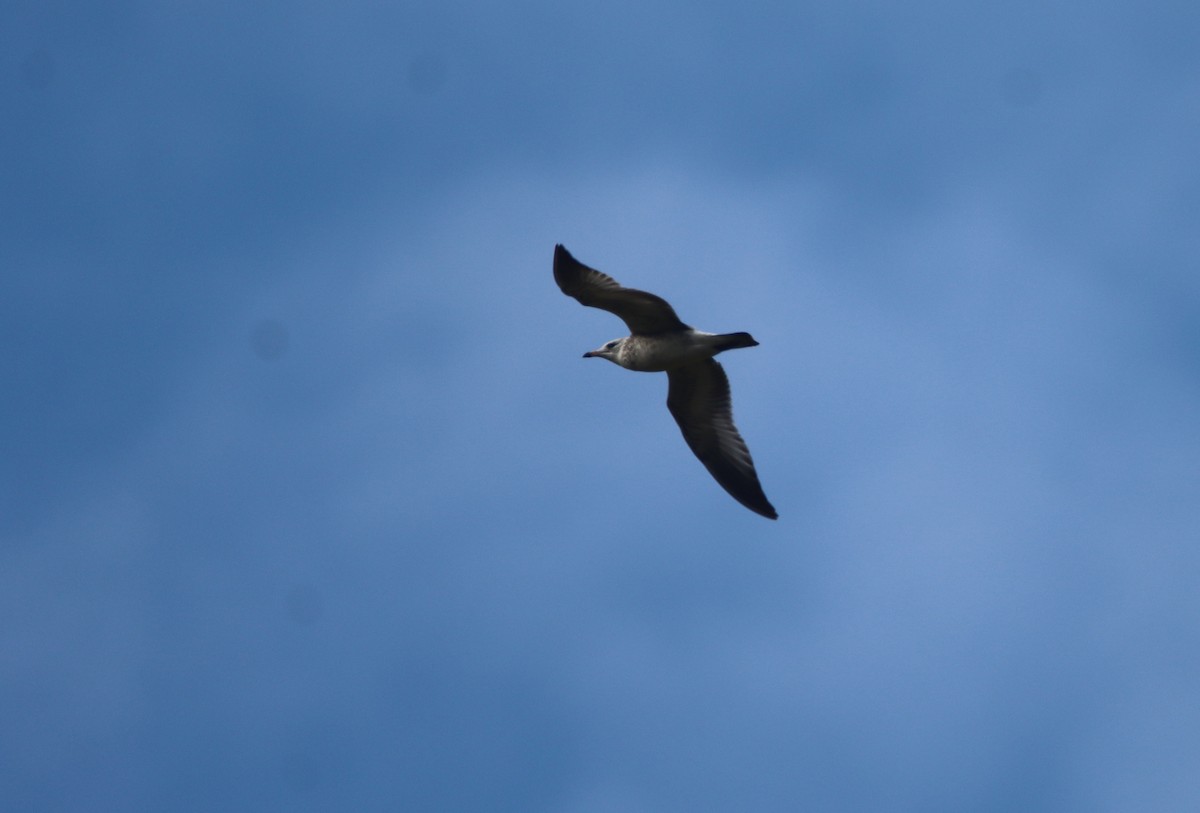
[606,341,618,349]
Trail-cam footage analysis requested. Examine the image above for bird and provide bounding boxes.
[553,244,777,519]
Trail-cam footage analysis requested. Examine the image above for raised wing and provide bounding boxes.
[666,359,777,519]
[553,244,689,335]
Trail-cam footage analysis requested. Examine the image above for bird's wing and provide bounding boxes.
[666,359,777,519]
[553,244,689,335]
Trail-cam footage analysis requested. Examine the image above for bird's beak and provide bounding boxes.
[582,351,595,358]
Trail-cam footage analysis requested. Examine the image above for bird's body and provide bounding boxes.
[586,330,755,372]
[553,244,777,520]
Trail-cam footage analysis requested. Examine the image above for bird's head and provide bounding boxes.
[583,338,624,363]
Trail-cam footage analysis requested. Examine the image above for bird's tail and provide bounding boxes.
[713,332,759,352]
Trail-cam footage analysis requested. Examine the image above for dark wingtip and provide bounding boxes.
[553,244,590,298]
[553,244,577,278]
[737,480,777,519]
[752,500,778,520]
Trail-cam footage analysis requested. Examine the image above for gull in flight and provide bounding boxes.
[553,244,777,519]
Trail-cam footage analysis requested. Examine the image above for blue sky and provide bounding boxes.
[4,1,1200,810]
